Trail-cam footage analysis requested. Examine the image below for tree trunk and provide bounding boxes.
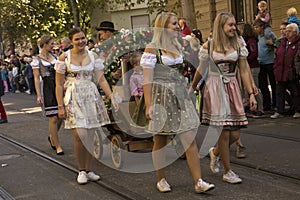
[70,0,80,27]
[181,0,197,29]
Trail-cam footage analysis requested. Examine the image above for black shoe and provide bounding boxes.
[56,151,64,155]
[48,137,56,150]
[0,119,8,124]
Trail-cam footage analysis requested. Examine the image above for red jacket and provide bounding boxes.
[274,35,300,82]
[246,37,259,68]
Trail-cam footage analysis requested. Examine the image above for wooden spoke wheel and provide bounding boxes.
[93,129,103,160]
[110,135,124,169]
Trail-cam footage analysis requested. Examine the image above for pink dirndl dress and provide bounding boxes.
[199,46,249,128]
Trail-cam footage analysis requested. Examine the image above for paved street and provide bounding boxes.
[0,92,300,200]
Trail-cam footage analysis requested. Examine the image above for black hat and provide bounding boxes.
[96,21,115,31]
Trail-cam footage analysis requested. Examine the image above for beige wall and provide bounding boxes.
[270,0,300,37]
[192,0,300,39]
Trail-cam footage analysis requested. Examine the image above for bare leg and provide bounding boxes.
[217,130,240,173]
[73,129,86,171]
[180,131,201,183]
[48,116,63,153]
[152,135,167,181]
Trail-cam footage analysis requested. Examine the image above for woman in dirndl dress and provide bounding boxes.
[55,27,118,185]
[192,12,257,184]
[140,12,214,193]
[32,35,64,155]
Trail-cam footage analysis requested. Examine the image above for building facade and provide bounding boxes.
[170,0,300,40]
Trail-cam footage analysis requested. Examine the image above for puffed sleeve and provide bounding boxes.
[94,58,105,71]
[197,47,210,76]
[239,45,249,58]
[54,60,66,74]
[31,57,40,69]
[140,52,157,69]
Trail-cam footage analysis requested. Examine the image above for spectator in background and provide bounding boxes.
[60,37,73,52]
[0,70,8,124]
[87,39,95,51]
[11,59,20,93]
[271,23,300,119]
[287,7,300,32]
[275,22,290,48]
[255,1,273,45]
[23,57,35,95]
[253,19,276,112]
[191,29,204,45]
[1,64,9,93]
[179,18,191,36]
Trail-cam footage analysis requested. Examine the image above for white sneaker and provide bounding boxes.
[293,112,300,119]
[15,90,20,93]
[25,90,31,94]
[270,112,284,119]
[223,170,242,184]
[77,171,88,184]
[156,178,171,193]
[86,171,100,181]
[195,179,215,193]
[209,147,220,174]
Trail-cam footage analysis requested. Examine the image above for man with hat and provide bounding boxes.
[96,21,116,42]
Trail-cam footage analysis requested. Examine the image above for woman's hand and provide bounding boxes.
[111,96,119,112]
[145,106,153,120]
[249,94,257,111]
[58,107,66,119]
[36,96,43,106]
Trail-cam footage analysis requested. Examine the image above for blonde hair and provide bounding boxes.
[258,1,267,8]
[152,12,181,51]
[212,12,239,53]
[287,7,297,17]
[130,52,142,67]
[39,35,54,48]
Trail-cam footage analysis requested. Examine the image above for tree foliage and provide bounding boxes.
[0,0,183,54]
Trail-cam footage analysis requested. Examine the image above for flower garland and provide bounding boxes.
[94,28,153,86]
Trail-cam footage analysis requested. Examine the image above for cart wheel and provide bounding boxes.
[93,129,103,160]
[110,135,124,169]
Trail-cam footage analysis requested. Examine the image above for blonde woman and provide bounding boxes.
[140,12,214,193]
[192,12,257,184]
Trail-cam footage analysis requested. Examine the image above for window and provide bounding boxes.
[131,15,150,30]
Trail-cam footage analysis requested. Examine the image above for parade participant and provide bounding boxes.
[139,12,214,193]
[55,27,118,184]
[129,52,143,97]
[271,23,300,119]
[31,35,64,155]
[96,21,116,43]
[191,12,257,184]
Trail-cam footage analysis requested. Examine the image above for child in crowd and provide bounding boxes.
[129,52,143,98]
[255,1,273,45]
[287,7,300,32]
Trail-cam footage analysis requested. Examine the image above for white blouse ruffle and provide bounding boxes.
[54,57,105,74]
[140,52,183,69]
